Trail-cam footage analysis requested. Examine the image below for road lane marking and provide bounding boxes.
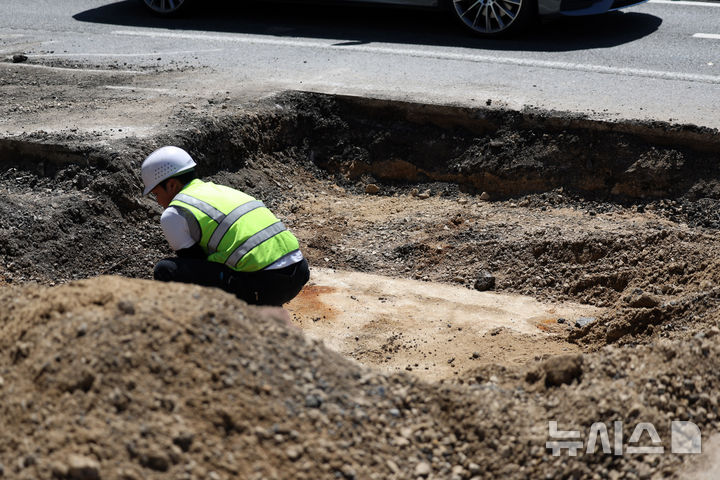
[113,29,720,85]
[649,0,720,6]
[694,33,720,39]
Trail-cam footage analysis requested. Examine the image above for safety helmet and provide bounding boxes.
[141,146,197,195]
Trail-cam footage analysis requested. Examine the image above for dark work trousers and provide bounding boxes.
[154,257,310,306]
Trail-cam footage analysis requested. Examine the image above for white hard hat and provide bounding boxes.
[141,146,197,195]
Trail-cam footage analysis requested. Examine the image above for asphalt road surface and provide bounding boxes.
[1,0,719,127]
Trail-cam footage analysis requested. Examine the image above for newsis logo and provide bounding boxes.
[546,420,702,456]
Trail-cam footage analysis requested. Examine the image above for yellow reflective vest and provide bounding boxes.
[169,179,300,272]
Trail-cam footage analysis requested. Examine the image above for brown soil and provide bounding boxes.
[2,276,720,480]
[1,61,720,478]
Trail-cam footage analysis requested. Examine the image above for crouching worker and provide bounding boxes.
[141,146,310,306]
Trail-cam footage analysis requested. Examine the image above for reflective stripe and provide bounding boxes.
[225,221,286,269]
[263,249,303,270]
[171,205,202,243]
[207,200,265,254]
[174,193,225,224]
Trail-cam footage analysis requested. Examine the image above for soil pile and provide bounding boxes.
[1,276,719,479]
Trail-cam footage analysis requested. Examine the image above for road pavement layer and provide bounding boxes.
[0,0,719,130]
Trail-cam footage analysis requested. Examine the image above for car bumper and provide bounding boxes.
[538,0,648,15]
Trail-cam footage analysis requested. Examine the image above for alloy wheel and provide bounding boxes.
[452,0,525,35]
[143,0,187,14]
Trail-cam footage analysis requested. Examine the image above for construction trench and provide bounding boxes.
[1,91,720,478]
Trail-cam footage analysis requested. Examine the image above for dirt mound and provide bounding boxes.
[0,276,369,479]
[1,277,719,479]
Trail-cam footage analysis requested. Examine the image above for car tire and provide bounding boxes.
[449,0,536,37]
[141,0,192,16]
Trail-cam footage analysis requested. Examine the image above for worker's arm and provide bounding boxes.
[175,243,205,259]
[160,206,202,252]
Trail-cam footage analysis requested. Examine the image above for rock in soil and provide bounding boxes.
[474,271,496,291]
[67,454,101,480]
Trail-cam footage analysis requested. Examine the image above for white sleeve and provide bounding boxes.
[160,206,200,251]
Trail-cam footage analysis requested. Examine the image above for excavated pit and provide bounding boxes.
[1,92,720,478]
[1,92,719,347]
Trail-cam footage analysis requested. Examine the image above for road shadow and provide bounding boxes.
[73,0,662,52]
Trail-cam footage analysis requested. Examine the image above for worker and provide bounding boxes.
[141,145,309,306]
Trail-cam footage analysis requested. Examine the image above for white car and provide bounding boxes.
[141,0,649,37]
